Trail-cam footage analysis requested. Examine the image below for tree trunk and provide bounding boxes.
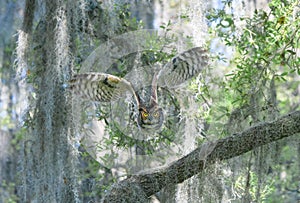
[18,0,78,202]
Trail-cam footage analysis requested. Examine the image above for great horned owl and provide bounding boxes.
[70,47,208,130]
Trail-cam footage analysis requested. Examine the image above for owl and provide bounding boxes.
[69,47,208,130]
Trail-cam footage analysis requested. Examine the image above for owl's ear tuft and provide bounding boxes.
[138,107,147,112]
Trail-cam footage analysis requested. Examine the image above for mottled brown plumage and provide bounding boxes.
[70,47,209,130]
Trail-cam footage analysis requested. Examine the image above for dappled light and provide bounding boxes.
[0,0,299,202]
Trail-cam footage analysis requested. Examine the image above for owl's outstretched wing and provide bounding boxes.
[157,47,209,88]
[69,72,139,104]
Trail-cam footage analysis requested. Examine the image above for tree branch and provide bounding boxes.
[102,111,300,202]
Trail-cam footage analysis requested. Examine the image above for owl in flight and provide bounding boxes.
[70,47,208,130]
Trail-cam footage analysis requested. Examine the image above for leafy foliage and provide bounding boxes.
[204,0,300,202]
[2,0,298,202]
[208,0,299,105]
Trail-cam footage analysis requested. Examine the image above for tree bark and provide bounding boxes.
[102,111,300,202]
[18,1,79,202]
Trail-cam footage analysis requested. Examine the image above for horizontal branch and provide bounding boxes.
[102,111,300,203]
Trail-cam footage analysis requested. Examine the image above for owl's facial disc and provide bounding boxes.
[138,107,164,130]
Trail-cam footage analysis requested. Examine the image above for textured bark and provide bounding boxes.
[19,1,78,202]
[22,0,36,33]
[102,111,300,202]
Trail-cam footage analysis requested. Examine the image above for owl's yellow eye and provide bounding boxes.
[141,111,149,119]
[153,112,159,117]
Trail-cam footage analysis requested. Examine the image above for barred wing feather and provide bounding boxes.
[157,47,209,88]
